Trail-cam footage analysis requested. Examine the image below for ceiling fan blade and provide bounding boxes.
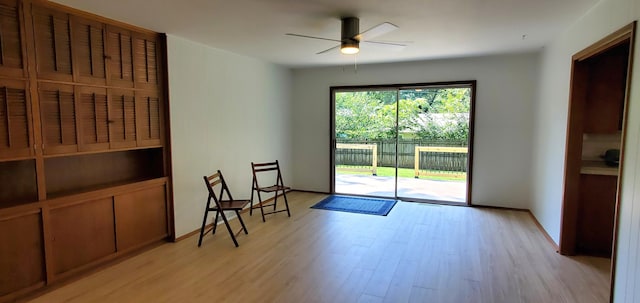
[356,22,398,41]
[285,33,342,43]
[316,45,340,54]
[362,40,407,51]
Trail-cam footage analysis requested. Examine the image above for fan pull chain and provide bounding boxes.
[354,55,358,73]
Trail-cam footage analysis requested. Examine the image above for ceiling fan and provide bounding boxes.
[286,17,407,55]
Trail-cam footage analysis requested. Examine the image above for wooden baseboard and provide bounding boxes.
[473,204,529,212]
[292,189,331,195]
[528,210,560,251]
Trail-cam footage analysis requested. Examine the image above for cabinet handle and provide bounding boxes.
[104,55,112,60]
[108,120,115,123]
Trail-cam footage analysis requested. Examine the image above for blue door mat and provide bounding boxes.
[311,195,397,216]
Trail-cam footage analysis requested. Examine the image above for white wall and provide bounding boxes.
[291,53,539,209]
[530,0,640,301]
[167,35,292,237]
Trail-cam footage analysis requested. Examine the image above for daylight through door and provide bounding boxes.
[332,82,474,204]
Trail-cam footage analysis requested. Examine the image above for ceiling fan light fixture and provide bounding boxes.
[341,41,359,54]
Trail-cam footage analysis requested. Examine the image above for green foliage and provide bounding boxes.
[335,88,471,141]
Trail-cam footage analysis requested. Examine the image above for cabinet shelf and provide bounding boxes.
[44,148,164,198]
[0,159,38,209]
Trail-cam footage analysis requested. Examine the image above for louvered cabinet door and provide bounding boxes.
[77,86,109,152]
[106,26,134,88]
[71,16,106,85]
[135,90,161,147]
[108,89,136,149]
[39,83,77,155]
[0,0,26,78]
[0,79,32,159]
[133,33,159,90]
[32,4,73,82]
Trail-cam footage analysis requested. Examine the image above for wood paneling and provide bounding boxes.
[71,16,106,84]
[114,184,167,251]
[39,82,77,155]
[0,79,31,159]
[49,197,116,275]
[0,212,44,297]
[76,86,108,151]
[0,0,25,77]
[32,4,73,81]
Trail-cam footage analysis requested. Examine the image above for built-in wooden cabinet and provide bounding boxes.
[576,174,617,256]
[71,16,107,85]
[49,197,117,275]
[39,82,77,155]
[109,88,137,148]
[0,1,172,301]
[106,25,134,88]
[0,210,45,298]
[115,183,168,251]
[32,4,73,81]
[0,79,32,159]
[583,42,629,134]
[0,0,27,77]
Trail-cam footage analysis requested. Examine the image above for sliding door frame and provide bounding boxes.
[330,80,476,205]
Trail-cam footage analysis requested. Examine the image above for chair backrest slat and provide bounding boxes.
[251,160,285,188]
[203,170,234,207]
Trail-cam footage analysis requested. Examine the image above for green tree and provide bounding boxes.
[335,88,471,142]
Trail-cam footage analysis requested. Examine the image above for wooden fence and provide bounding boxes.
[335,143,377,175]
[335,139,468,173]
[414,146,468,178]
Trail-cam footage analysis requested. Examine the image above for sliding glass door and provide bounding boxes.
[333,89,397,198]
[331,82,474,204]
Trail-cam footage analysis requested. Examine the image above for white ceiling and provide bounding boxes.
[52,0,598,68]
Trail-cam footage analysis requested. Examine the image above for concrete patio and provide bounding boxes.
[335,174,467,203]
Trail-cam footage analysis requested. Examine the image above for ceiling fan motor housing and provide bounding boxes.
[342,17,360,43]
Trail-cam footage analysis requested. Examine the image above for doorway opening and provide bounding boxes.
[330,81,475,205]
[560,22,636,301]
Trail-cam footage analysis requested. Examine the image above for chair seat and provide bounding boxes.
[216,200,250,210]
[257,185,291,192]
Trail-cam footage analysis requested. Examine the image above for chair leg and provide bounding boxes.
[212,209,220,234]
[235,210,248,234]
[273,193,278,211]
[219,210,239,247]
[282,190,291,217]
[249,186,255,216]
[256,190,266,222]
[198,205,210,247]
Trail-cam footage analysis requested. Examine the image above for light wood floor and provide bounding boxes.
[28,192,610,303]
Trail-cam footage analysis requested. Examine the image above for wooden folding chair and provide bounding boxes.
[198,170,250,247]
[250,160,291,222]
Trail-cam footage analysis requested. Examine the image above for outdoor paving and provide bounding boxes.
[335,174,466,203]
